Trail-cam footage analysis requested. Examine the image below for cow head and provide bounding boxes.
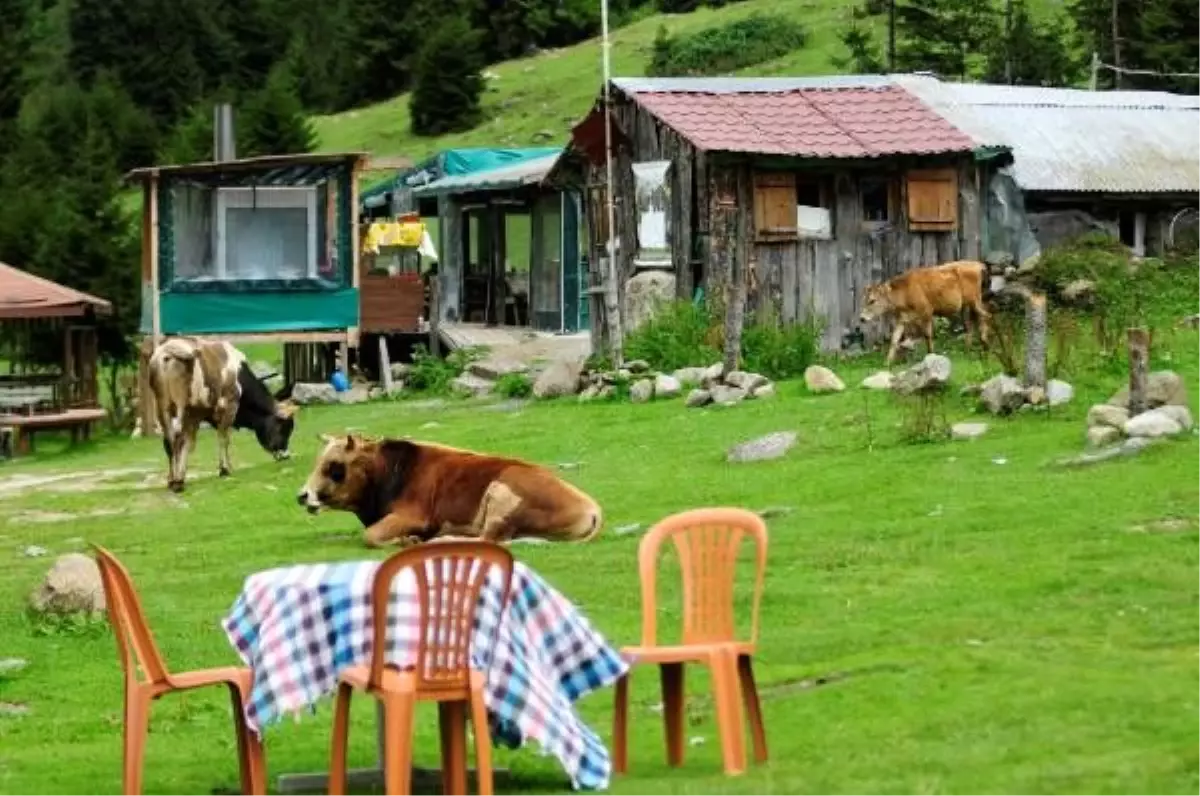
[297,433,375,514]
[859,283,895,324]
[256,401,297,461]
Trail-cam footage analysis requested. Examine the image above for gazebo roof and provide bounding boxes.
[0,262,113,320]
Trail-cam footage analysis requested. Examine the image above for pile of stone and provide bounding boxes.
[970,374,1075,415]
[856,354,953,396]
[676,364,775,408]
[1085,370,1192,446]
[575,360,776,407]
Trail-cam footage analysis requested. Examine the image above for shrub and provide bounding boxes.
[494,372,533,399]
[405,344,485,394]
[740,307,822,381]
[647,14,808,77]
[623,299,720,371]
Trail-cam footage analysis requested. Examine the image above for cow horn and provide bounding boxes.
[277,400,298,419]
[345,435,356,452]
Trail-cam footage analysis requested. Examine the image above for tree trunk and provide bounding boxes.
[1128,327,1150,416]
[1023,292,1047,390]
[720,168,747,375]
[602,255,624,366]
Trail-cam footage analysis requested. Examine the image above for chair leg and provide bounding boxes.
[381,693,415,796]
[611,672,630,775]
[468,685,495,796]
[438,702,468,796]
[659,662,686,768]
[328,683,353,796]
[737,654,768,764]
[123,687,151,795]
[228,684,266,795]
[709,649,746,776]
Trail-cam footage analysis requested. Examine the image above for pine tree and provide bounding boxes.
[984,1,1081,87]
[1137,0,1199,94]
[409,17,486,137]
[239,65,317,157]
[0,0,32,126]
[894,0,999,79]
[831,13,886,74]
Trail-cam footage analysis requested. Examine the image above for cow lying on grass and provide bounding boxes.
[147,338,297,492]
[297,434,603,548]
[859,260,992,365]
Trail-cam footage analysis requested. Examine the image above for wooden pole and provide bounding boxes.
[1089,51,1100,90]
[428,277,441,357]
[348,158,363,350]
[719,168,746,375]
[1110,0,1122,89]
[1127,327,1149,416]
[1023,292,1047,391]
[149,178,161,346]
[378,336,393,393]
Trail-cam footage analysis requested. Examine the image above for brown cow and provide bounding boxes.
[148,338,297,492]
[859,260,991,365]
[296,434,603,548]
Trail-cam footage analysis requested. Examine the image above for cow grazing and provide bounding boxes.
[859,260,992,365]
[147,338,297,492]
[297,435,603,548]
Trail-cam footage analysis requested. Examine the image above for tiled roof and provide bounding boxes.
[0,262,112,320]
[621,83,980,158]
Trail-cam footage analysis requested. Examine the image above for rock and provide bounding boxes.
[629,379,655,403]
[701,363,725,388]
[390,363,412,381]
[1087,404,1130,429]
[1124,408,1185,438]
[756,506,795,519]
[1156,404,1193,430]
[960,384,983,398]
[626,359,651,374]
[685,389,712,408]
[725,371,769,392]
[598,385,616,400]
[1061,436,1163,467]
[532,358,584,399]
[1086,425,1122,447]
[804,365,845,394]
[577,384,601,402]
[1107,370,1189,410]
[22,545,47,558]
[1178,313,1200,329]
[710,385,748,406]
[0,702,29,717]
[979,374,1025,415]
[623,271,677,332]
[749,383,776,400]
[1046,379,1074,406]
[28,553,105,617]
[451,373,495,397]
[893,354,952,395]
[860,371,894,390]
[726,431,798,463]
[673,367,707,387]
[468,358,526,381]
[1025,385,1046,406]
[654,373,682,399]
[1061,278,1096,303]
[951,422,989,441]
[338,385,371,404]
[0,658,27,675]
[292,382,338,405]
[614,523,644,536]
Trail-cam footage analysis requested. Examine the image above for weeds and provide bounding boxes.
[404,344,486,395]
[494,372,533,399]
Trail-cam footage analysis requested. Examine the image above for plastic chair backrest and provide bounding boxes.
[369,541,515,694]
[91,545,171,687]
[637,508,769,648]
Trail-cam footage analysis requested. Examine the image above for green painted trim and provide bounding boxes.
[144,289,359,335]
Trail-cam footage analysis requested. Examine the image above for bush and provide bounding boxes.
[404,344,485,394]
[740,307,822,380]
[647,14,808,77]
[623,299,720,371]
[494,372,533,399]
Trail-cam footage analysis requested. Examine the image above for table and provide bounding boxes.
[222,559,628,791]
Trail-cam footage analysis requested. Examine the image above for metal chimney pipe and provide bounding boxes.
[213,104,236,162]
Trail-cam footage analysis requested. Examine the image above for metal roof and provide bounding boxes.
[125,152,368,183]
[0,262,113,320]
[612,75,894,93]
[895,74,1200,193]
[411,152,562,197]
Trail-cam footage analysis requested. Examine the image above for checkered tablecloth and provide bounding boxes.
[221,558,629,790]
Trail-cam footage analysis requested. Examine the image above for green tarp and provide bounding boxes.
[142,290,360,335]
[361,147,562,211]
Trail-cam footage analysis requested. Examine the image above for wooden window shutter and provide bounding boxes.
[753,172,797,240]
[905,168,958,232]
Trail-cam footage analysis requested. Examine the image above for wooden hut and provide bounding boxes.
[551,76,1012,350]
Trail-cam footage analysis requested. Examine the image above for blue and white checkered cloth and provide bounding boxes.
[222,559,628,790]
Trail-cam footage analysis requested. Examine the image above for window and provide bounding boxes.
[214,187,318,281]
[754,172,798,240]
[905,168,958,231]
[861,177,892,224]
[796,177,832,240]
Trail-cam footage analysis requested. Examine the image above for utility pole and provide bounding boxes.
[1089,51,1100,90]
[887,0,896,72]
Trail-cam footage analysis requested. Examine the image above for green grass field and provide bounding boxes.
[1,332,1197,794]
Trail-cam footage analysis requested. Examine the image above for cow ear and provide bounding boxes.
[345,434,356,452]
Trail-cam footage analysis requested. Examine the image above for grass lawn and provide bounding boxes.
[0,338,1197,794]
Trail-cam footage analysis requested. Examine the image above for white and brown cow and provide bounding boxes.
[147,338,296,492]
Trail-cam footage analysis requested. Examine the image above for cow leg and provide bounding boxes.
[171,417,201,493]
[923,317,935,356]
[885,322,907,366]
[974,301,992,349]
[474,481,524,543]
[363,506,431,548]
[216,412,235,478]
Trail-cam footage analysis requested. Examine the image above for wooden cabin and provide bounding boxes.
[551,76,1012,350]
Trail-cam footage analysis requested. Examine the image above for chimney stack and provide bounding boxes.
[213,104,236,162]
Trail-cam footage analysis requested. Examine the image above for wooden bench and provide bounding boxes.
[0,408,106,457]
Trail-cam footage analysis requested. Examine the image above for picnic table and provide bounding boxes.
[222,558,628,791]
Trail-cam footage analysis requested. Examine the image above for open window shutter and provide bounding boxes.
[753,173,797,240]
[906,169,958,232]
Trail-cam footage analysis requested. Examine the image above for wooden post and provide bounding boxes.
[137,341,156,437]
[149,177,161,347]
[1128,327,1150,416]
[348,158,362,349]
[1023,292,1047,390]
[428,277,441,357]
[719,167,747,375]
[377,336,393,393]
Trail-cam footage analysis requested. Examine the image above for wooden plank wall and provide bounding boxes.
[436,194,463,324]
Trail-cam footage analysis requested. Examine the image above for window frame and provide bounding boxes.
[214,186,319,281]
[860,176,894,229]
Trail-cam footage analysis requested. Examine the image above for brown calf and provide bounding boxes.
[859,260,991,365]
[296,435,603,548]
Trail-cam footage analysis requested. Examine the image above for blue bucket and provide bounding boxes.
[330,370,349,392]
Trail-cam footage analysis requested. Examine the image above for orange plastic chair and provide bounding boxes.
[328,541,515,796]
[91,545,266,796]
[611,507,769,777]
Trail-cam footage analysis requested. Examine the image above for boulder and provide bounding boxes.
[673,367,707,387]
[532,358,584,399]
[951,422,989,441]
[1046,379,1074,407]
[710,385,747,406]
[623,270,677,333]
[629,379,655,404]
[452,373,494,397]
[1087,404,1130,429]
[701,363,725,388]
[338,385,371,404]
[725,371,769,393]
[626,359,651,374]
[749,382,776,400]
[654,373,682,399]
[1025,386,1046,406]
[468,358,527,381]
[803,365,845,394]
[726,431,798,463]
[892,354,952,395]
[860,371,894,390]
[577,384,601,402]
[28,553,105,617]
[979,374,1025,415]
[1061,279,1096,304]
[1156,404,1193,430]
[291,382,339,405]
[1107,370,1189,410]
[1086,425,1122,447]
[389,362,413,381]
[1124,408,1186,438]
[685,389,712,408]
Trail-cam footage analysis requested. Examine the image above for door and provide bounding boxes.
[530,193,564,332]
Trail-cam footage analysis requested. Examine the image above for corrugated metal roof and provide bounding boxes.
[619,83,978,158]
[613,75,893,93]
[125,152,367,183]
[411,152,562,197]
[0,262,113,320]
[895,74,1200,193]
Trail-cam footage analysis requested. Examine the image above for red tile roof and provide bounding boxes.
[626,85,977,158]
[0,262,112,320]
